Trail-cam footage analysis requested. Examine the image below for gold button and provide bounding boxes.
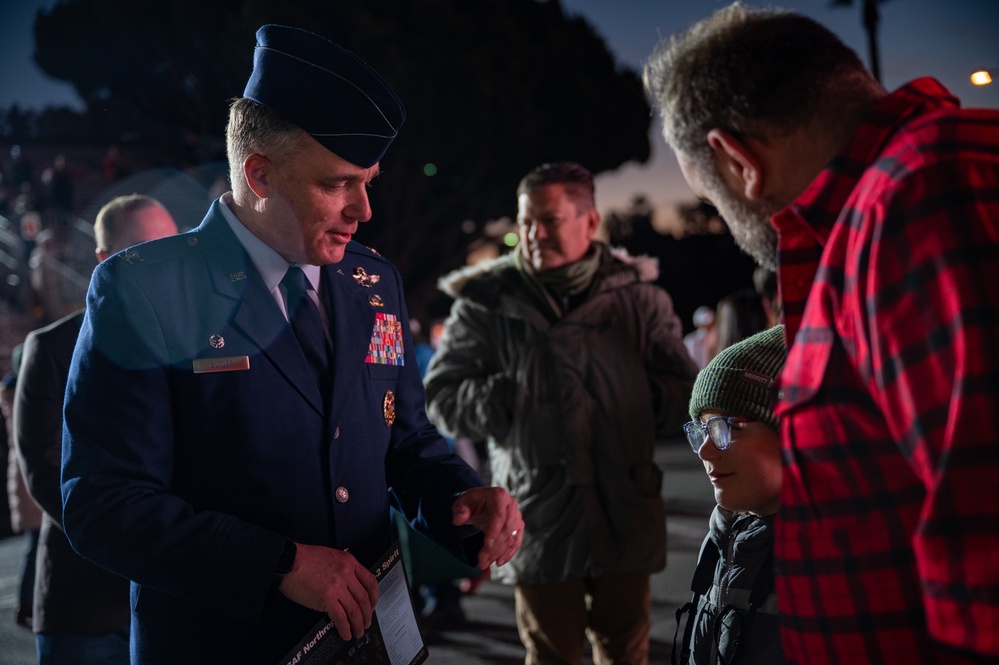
[335,486,349,503]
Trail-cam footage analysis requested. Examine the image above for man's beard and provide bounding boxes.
[709,183,779,272]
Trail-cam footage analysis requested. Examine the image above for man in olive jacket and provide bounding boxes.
[425,162,697,665]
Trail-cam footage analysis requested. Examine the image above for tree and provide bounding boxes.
[32,0,652,321]
[829,0,891,82]
[604,197,758,334]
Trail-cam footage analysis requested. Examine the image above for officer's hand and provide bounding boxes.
[278,543,379,640]
[452,487,523,569]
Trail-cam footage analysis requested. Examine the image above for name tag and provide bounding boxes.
[193,356,251,373]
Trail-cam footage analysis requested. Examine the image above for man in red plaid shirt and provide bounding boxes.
[644,4,999,664]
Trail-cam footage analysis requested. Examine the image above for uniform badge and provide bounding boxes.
[368,294,385,307]
[209,334,225,349]
[365,313,404,366]
[193,356,250,373]
[353,267,381,287]
[383,390,396,427]
[121,249,142,264]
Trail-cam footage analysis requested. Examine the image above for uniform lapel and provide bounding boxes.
[200,208,324,414]
[232,276,324,414]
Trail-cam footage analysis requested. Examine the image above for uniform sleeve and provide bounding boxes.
[423,297,516,443]
[640,285,699,436]
[866,160,999,656]
[13,330,66,523]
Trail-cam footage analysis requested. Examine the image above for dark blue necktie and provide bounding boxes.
[281,267,330,398]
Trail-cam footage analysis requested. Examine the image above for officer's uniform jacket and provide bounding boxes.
[425,248,697,585]
[61,200,482,664]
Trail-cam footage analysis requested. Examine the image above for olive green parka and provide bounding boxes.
[424,246,697,584]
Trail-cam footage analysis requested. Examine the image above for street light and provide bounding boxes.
[971,70,993,86]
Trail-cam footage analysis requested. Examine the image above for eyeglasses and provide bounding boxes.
[682,416,752,453]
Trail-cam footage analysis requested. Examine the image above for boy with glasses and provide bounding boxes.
[676,324,787,665]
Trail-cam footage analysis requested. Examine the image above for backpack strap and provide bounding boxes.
[672,535,721,665]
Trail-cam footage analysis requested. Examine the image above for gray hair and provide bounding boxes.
[225,98,310,194]
[643,3,881,170]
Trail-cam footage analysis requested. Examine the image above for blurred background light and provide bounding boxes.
[971,70,993,86]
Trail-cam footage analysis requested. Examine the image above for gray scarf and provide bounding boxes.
[513,243,603,318]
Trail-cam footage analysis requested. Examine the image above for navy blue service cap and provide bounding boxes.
[242,24,406,168]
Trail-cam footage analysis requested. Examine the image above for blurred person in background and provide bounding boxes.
[426,161,696,665]
[713,288,769,354]
[683,305,718,370]
[15,194,178,665]
[3,354,43,631]
[752,266,779,328]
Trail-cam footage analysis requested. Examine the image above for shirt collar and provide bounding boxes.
[219,193,322,292]
[769,78,960,340]
[772,77,960,244]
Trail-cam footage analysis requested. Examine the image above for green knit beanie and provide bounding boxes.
[689,324,787,430]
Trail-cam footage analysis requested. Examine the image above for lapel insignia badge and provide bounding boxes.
[383,390,396,428]
[368,294,385,307]
[353,267,381,287]
[121,249,141,264]
[209,334,225,349]
[229,271,246,282]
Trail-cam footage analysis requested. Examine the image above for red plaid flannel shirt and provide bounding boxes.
[772,79,999,664]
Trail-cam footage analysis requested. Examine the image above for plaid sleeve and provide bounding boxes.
[865,156,999,655]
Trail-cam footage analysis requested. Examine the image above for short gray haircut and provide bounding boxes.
[225,98,310,192]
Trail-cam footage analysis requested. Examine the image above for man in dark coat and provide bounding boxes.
[15,195,177,663]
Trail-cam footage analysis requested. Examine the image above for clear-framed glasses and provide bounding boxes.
[682,416,752,453]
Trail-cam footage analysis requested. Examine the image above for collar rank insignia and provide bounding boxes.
[121,249,142,264]
[353,267,380,287]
